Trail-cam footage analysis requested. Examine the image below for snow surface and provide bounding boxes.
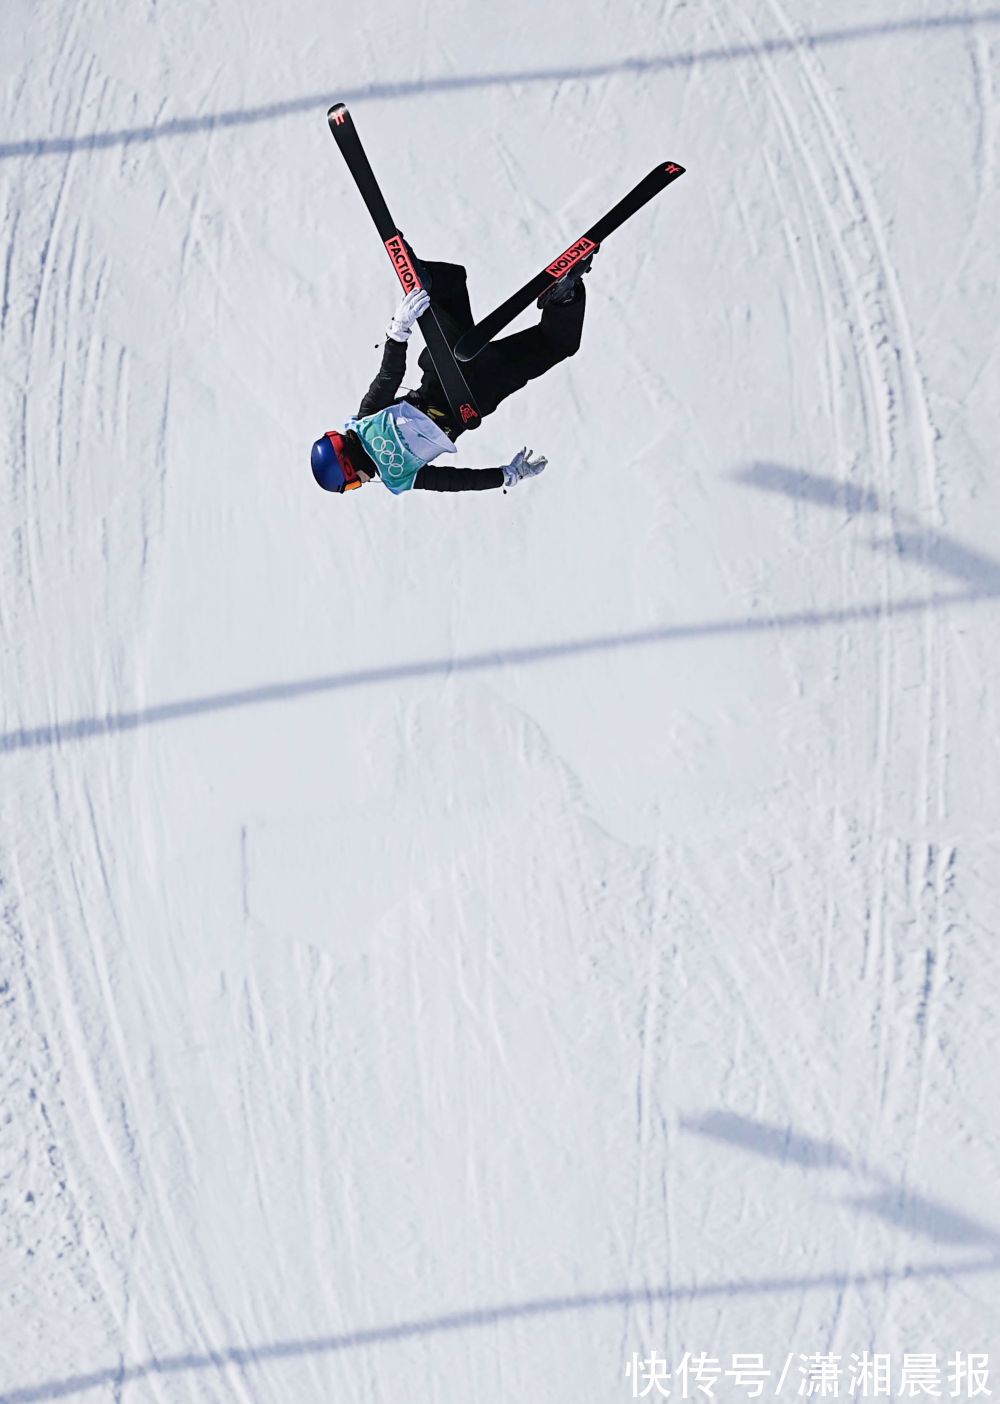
[3,2,1000,1400]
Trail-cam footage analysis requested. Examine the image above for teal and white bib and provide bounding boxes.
[347,402,455,495]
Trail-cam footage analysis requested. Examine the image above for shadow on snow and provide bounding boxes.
[5,459,999,755]
[2,13,999,159]
[4,1254,1000,1402]
[1,584,996,755]
[736,463,1000,595]
[682,1110,1000,1251]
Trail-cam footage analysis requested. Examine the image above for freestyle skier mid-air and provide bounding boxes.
[309,253,593,497]
[311,100,683,500]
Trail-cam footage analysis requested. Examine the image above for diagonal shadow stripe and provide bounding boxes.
[4,1256,999,1402]
[1,590,994,756]
[736,464,1000,593]
[681,1111,1000,1249]
[2,13,999,159]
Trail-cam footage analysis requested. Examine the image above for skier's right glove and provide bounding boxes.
[386,287,431,342]
[501,447,548,488]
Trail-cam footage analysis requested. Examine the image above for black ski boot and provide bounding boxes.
[536,248,598,308]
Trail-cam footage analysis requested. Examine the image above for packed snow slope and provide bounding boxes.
[3,1,1000,1400]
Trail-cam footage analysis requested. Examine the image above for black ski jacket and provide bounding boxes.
[356,340,503,493]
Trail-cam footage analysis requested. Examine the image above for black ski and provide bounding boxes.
[327,102,482,431]
[454,162,686,363]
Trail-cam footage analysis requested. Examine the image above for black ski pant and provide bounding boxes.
[416,261,585,432]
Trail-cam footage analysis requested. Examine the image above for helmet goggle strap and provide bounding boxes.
[326,431,361,492]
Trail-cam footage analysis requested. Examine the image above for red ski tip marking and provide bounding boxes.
[459,403,479,424]
[664,162,684,175]
[332,110,347,125]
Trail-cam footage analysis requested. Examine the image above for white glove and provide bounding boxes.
[386,287,431,341]
[502,446,547,488]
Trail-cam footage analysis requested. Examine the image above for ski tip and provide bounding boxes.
[328,102,349,126]
[663,161,686,177]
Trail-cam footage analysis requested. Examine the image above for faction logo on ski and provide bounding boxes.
[384,235,422,294]
[459,403,478,424]
[664,162,682,175]
[545,236,598,280]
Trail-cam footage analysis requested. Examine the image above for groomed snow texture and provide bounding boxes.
[2,2,1000,1400]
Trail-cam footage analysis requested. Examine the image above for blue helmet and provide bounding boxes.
[311,431,362,493]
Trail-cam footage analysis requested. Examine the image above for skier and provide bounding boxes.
[310,254,593,495]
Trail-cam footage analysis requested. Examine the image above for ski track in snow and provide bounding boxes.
[3,1,1000,1400]
[745,0,960,1244]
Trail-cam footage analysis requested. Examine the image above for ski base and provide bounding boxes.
[454,161,685,363]
[327,103,482,431]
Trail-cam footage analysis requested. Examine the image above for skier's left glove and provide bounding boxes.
[386,287,431,342]
[501,447,547,488]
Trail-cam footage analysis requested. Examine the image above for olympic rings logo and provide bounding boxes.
[369,434,405,472]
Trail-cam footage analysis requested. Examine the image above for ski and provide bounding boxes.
[454,162,686,363]
[327,103,482,431]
